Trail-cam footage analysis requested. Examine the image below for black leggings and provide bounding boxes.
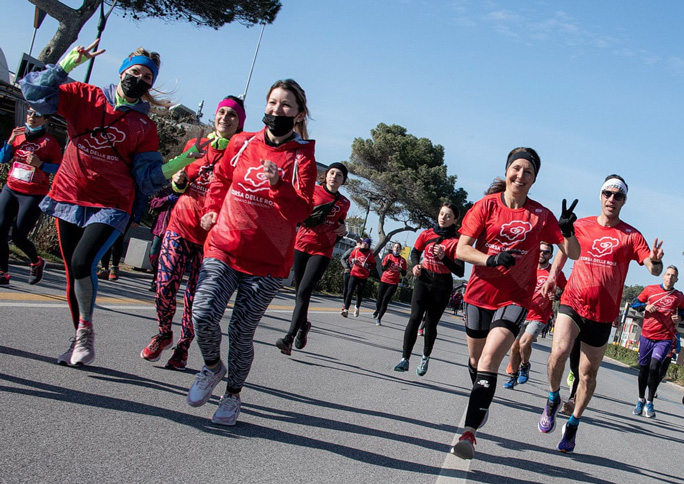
[344,276,367,309]
[342,271,351,302]
[568,336,581,399]
[375,281,398,319]
[0,186,43,272]
[402,271,452,359]
[56,219,119,328]
[286,250,331,337]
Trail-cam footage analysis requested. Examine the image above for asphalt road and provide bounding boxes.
[1,262,683,484]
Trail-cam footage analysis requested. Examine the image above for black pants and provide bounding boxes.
[0,186,43,272]
[402,270,452,359]
[342,271,351,303]
[344,276,367,309]
[375,281,398,320]
[286,250,331,337]
[56,219,119,328]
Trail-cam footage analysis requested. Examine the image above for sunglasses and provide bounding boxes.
[540,250,552,255]
[26,110,43,118]
[601,190,625,201]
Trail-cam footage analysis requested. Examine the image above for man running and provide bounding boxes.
[503,242,566,389]
[538,174,664,453]
[630,265,684,418]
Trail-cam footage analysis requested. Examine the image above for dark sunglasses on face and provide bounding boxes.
[26,111,43,118]
[540,250,552,255]
[601,190,625,201]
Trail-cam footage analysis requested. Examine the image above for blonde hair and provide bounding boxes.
[127,47,171,109]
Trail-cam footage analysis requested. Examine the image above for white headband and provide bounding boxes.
[601,178,627,195]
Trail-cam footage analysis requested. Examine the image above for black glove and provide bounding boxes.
[558,198,578,238]
[486,250,520,268]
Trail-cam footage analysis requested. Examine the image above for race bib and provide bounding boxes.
[9,162,35,183]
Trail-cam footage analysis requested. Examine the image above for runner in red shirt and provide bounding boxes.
[630,266,684,417]
[341,238,377,317]
[451,147,580,460]
[0,108,62,286]
[276,162,350,355]
[394,203,464,375]
[538,174,664,454]
[373,242,407,326]
[503,241,567,389]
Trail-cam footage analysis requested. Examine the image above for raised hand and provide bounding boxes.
[558,198,578,238]
[650,238,664,263]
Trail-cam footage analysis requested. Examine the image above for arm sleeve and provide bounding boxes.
[0,141,13,164]
[410,248,422,266]
[19,64,70,115]
[131,151,170,197]
[442,257,465,277]
[340,248,354,269]
[130,190,149,224]
[631,292,647,312]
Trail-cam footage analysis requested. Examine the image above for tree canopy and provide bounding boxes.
[29,0,281,64]
[345,123,470,255]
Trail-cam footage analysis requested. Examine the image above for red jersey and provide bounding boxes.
[294,184,350,258]
[166,139,224,245]
[414,228,459,274]
[460,193,563,310]
[526,265,567,323]
[380,253,407,285]
[636,284,684,340]
[561,217,651,323]
[5,132,62,196]
[349,248,377,279]
[49,82,159,213]
[203,129,317,278]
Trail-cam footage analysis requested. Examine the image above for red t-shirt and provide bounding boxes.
[294,184,350,258]
[460,193,563,310]
[637,284,684,340]
[6,133,62,196]
[561,216,651,323]
[380,253,407,285]
[414,228,459,274]
[349,247,376,279]
[166,139,224,245]
[526,265,567,323]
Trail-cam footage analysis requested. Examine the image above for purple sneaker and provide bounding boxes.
[557,423,577,453]
[538,398,561,433]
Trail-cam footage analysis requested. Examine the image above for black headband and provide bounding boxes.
[506,151,540,178]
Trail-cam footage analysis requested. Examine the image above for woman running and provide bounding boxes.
[373,242,407,326]
[146,186,178,291]
[275,162,350,355]
[0,108,62,286]
[20,40,196,366]
[394,203,464,375]
[450,147,579,460]
[186,79,317,426]
[341,238,376,317]
[140,96,245,370]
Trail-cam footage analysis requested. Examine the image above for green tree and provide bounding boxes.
[621,284,644,306]
[29,0,282,64]
[345,123,470,256]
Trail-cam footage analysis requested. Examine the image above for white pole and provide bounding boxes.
[241,23,266,100]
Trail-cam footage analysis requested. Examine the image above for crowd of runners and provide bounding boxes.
[2,40,682,457]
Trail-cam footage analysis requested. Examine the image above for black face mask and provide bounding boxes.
[262,113,296,137]
[120,74,152,99]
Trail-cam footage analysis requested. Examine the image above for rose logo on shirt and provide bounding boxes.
[535,275,549,292]
[654,295,676,310]
[588,237,619,258]
[83,126,126,151]
[497,221,532,246]
[13,143,41,162]
[238,165,286,193]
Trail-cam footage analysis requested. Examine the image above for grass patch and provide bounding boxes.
[605,343,684,387]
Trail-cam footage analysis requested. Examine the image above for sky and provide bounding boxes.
[2,0,684,287]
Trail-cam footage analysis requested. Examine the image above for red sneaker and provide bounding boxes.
[165,346,188,370]
[28,257,45,285]
[451,431,477,460]
[141,333,173,361]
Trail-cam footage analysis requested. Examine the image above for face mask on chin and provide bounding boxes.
[120,73,152,99]
[262,113,295,137]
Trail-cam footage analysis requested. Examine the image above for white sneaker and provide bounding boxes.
[187,362,227,407]
[70,327,95,366]
[354,306,360,317]
[57,338,76,366]
[211,393,241,426]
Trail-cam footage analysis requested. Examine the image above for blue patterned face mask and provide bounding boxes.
[25,123,44,133]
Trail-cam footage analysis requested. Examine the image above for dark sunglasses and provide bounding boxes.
[26,110,43,118]
[540,250,552,255]
[601,190,625,201]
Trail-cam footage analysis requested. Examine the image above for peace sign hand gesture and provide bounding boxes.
[558,198,578,238]
[649,238,664,263]
[187,129,211,159]
[60,39,106,73]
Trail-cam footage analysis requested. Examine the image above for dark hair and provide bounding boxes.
[440,201,460,219]
[267,79,309,139]
[604,174,628,192]
[223,95,245,133]
[540,241,553,253]
[666,265,679,277]
[486,177,506,194]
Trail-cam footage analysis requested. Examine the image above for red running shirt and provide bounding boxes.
[294,184,350,258]
[348,248,376,279]
[414,228,459,274]
[6,133,62,196]
[380,253,407,285]
[561,216,651,323]
[526,265,567,323]
[460,193,563,310]
[636,284,684,340]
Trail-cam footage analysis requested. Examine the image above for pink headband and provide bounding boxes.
[216,99,246,130]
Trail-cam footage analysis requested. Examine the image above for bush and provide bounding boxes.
[315,257,345,294]
[605,343,639,367]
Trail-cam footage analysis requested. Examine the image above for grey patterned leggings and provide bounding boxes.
[192,257,283,394]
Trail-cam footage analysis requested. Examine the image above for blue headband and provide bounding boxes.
[118,55,159,84]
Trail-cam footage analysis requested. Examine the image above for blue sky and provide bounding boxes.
[2,1,683,287]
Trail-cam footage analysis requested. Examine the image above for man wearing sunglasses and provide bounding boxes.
[503,241,567,389]
[537,174,664,454]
